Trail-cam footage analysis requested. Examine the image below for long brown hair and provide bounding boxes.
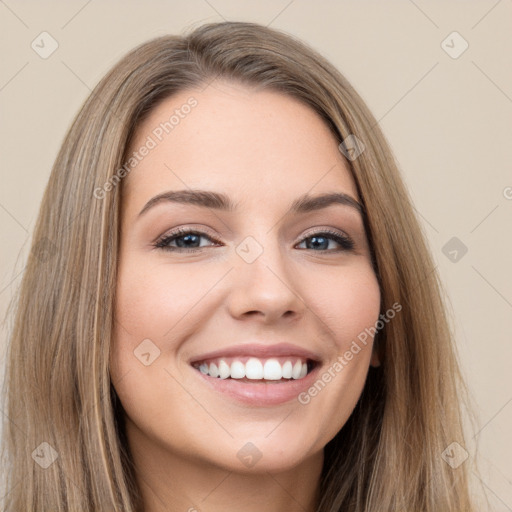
[1,21,478,511]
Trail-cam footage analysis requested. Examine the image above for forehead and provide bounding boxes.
[123,80,359,210]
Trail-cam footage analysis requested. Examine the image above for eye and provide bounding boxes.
[295,230,354,252]
[154,228,221,253]
[154,228,355,253]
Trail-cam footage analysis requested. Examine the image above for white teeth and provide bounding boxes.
[245,358,263,379]
[196,357,312,381]
[291,360,302,379]
[209,362,219,378]
[282,360,293,379]
[230,360,245,379]
[218,360,230,379]
[263,358,282,380]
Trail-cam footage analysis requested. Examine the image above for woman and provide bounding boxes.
[1,21,476,511]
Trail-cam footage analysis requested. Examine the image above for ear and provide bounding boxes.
[370,344,381,367]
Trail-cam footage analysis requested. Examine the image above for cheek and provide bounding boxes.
[110,254,223,409]
[109,256,205,440]
[114,256,208,344]
[110,256,186,391]
[294,266,380,441]
[313,264,381,347]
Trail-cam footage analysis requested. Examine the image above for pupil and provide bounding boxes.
[309,236,327,250]
[177,234,199,248]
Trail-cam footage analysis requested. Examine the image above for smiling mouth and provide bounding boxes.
[191,356,317,382]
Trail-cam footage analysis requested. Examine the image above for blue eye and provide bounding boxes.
[296,230,354,251]
[154,228,354,253]
[154,228,219,253]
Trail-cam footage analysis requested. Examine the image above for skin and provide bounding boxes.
[110,80,381,512]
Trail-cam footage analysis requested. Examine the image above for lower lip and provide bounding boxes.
[191,365,321,406]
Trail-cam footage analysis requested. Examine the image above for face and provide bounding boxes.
[110,80,381,475]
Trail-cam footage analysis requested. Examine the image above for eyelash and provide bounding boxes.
[153,227,355,253]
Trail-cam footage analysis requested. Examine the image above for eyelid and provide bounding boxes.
[153,225,219,244]
[154,227,221,251]
[297,227,355,251]
[300,226,351,240]
[154,225,355,253]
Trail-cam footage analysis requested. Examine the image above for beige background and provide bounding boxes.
[1,0,511,509]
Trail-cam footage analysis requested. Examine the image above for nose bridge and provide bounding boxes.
[226,232,304,321]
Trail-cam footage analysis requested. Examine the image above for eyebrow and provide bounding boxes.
[138,189,364,218]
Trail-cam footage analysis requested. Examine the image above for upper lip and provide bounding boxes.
[189,343,322,365]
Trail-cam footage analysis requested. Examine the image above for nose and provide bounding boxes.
[225,240,306,324]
